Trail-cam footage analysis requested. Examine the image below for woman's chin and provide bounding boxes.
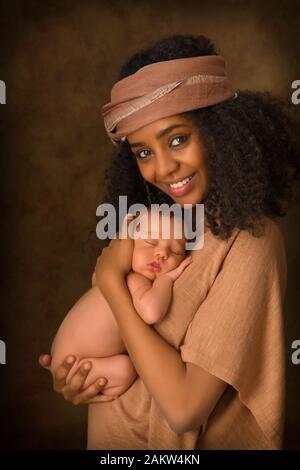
[172,195,203,206]
[168,187,205,206]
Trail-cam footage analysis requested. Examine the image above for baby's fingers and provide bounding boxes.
[179,256,193,270]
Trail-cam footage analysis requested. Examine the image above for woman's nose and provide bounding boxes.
[155,151,179,180]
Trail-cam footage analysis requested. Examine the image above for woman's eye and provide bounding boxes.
[170,135,188,147]
[136,149,151,159]
[135,135,188,159]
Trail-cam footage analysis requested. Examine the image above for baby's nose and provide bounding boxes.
[155,248,168,260]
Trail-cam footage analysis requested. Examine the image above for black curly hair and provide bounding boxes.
[102,34,300,240]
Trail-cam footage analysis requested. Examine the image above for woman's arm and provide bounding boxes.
[95,232,227,434]
[101,274,227,433]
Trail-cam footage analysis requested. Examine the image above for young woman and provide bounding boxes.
[39,34,300,450]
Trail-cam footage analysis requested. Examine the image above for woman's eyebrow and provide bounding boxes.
[130,124,191,148]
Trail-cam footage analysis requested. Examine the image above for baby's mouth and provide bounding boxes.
[147,261,162,272]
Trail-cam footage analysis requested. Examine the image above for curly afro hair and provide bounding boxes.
[102,34,300,240]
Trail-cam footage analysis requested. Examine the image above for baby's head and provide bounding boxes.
[129,207,187,280]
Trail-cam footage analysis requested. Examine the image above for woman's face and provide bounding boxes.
[127,114,209,206]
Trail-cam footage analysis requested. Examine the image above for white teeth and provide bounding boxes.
[169,175,193,189]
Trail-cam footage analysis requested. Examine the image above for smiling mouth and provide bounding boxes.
[162,172,196,196]
[168,174,195,188]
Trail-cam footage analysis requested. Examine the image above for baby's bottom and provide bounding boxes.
[51,283,138,397]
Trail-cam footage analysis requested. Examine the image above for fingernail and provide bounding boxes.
[81,363,91,372]
[99,378,106,386]
[65,356,74,365]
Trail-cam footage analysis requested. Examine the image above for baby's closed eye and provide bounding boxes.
[144,240,157,246]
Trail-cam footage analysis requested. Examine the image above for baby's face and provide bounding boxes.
[131,212,186,280]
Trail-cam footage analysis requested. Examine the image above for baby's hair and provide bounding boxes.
[130,206,187,245]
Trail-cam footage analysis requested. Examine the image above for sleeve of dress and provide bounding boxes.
[179,218,287,448]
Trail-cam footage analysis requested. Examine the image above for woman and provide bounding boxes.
[39,34,300,450]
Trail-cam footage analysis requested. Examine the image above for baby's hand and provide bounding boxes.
[165,256,192,281]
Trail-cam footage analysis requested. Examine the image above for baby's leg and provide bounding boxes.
[67,354,138,397]
[51,286,127,375]
[51,275,138,397]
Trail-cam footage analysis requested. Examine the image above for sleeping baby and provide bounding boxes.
[50,208,192,399]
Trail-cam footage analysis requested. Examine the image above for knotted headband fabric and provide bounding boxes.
[101,55,237,146]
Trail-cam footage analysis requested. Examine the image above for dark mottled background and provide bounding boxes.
[0,0,299,450]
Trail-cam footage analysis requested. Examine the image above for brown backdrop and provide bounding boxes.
[0,0,299,450]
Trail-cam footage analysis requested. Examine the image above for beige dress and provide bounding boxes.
[87,216,287,450]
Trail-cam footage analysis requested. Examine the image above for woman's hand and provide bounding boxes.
[38,354,118,405]
[95,214,135,293]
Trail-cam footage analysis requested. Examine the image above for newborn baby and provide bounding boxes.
[50,208,192,398]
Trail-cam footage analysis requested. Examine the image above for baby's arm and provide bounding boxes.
[127,257,192,325]
[127,273,173,325]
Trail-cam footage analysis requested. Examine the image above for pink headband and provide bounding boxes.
[101,55,237,146]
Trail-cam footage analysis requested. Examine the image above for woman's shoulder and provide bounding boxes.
[216,216,287,295]
[192,216,286,273]
[233,215,285,245]
[229,215,286,263]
